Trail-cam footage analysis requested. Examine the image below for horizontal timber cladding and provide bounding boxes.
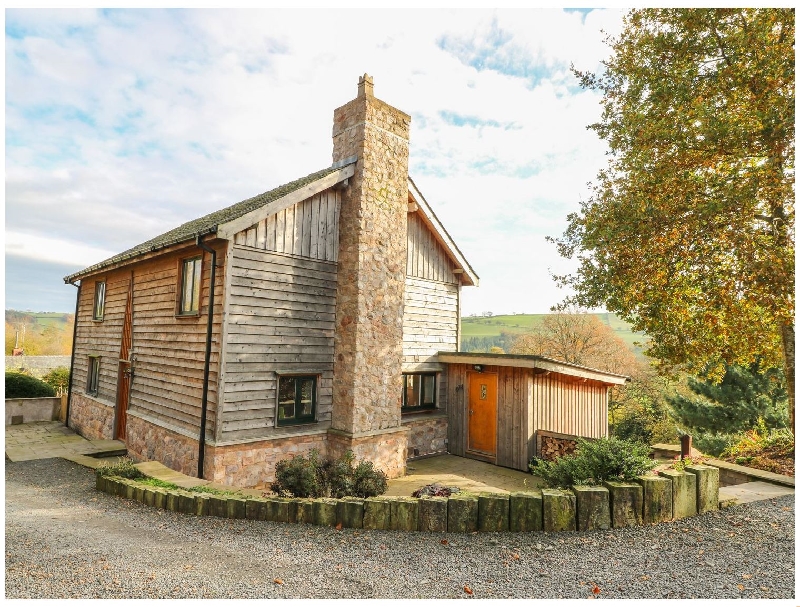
[406,212,459,284]
[232,188,340,263]
[71,268,131,438]
[128,240,226,438]
[446,364,610,472]
[402,277,459,364]
[217,245,337,443]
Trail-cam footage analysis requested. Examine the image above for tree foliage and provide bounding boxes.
[668,362,788,434]
[510,309,637,375]
[5,372,56,398]
[550,10,795,417]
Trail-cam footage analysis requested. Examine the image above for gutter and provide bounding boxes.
[65,280,81,428]
[195,234,217,479]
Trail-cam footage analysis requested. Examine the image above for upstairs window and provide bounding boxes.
[277,376,317,426]
[86,356,100,396]
[92,281,106,321]
[402,373,437,411]
[178,256,202,315]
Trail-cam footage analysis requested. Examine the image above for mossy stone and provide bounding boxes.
[295,499,314,524]
[338,498,365,529]
[572,486,611,531]
[685,464,719,514]
[447,495,478,533]
[313,498,339,527]
[478,493,510,532]
[542,489,576,532]
[389,498,419,531]
[418,497,448,532]
[509,491,543,532]
[363,497,391,530]
[603,481,643,528]
[637,475,672,523]
[226,497,247,519]
[659,469,697,519]
[266,498,290,523]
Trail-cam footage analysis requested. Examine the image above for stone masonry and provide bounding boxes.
[68,393,115,440]
[329,75,410,475]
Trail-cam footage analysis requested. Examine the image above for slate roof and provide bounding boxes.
[64,165,342,283]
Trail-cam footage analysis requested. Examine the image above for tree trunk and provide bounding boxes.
[780,322,794,434]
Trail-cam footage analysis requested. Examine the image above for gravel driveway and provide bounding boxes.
[5,458,795,599]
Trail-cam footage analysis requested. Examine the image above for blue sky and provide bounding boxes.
[5,8,625,314]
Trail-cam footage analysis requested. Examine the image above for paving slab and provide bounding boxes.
[719,481,794,505]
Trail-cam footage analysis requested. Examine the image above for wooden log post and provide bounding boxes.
[418,497,447,532]
[603,481,643,528]
[572,486,611,531]
[447,495,479,533]
[509,491,543,532]
[542,489,576,532]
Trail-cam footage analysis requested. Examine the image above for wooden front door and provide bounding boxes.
[467,372,498,457]
[114,274,134,440]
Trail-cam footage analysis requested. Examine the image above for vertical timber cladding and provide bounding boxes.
[446,363,611,472]
[127,241,226,442]
[531,372,609,442]
[70,269,130,438]
[218,233,338,442]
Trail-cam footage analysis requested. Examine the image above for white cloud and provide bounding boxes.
[5,230,117,269]
[6,8,624,313]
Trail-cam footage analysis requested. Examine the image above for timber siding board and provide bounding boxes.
[402,278,458,367]
[126,242,226,438]
[446,364,610,471]
[217,245,337,443]
[406,213,459,284]
[229,190,341,263]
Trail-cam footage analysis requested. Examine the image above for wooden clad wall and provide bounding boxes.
[531,372,608,441]
[129,242,226,438]
[72,272,130,412]
[406,213,458,283]
[232,190,340,263]
[403,277,459,364]
[446,364,610,471]
[218,244,337,442]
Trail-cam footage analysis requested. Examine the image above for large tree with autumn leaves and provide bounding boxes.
[551,9,795,427]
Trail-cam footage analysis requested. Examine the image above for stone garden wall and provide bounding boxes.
[96,464,720,533]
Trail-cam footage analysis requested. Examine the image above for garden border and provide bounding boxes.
[95,465,720,533]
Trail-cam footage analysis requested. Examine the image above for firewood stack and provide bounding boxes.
[540,435,578,461]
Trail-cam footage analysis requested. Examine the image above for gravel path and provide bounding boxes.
[5,458,795,599]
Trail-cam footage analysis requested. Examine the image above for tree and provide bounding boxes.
[551,9,795,427]
[667,363,788,435]
[42,366,71,395]
[510,310,638,375]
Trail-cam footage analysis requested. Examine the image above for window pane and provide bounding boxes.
[299,379,314,417]
[181,260,193,312]
[422,374,436,405]
[405,374,420,408]
[93,282,105,319]
[191,258,201,312]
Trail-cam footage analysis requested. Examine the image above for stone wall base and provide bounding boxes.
[403,415,448,459]
[327,427,408,479]
[125,415,330,489]
[68,393,115,440]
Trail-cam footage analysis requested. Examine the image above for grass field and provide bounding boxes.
[461,312,647,353]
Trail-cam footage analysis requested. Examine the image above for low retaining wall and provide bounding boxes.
[6,355,71,379]
[5,396,65,425]
[96,465,720,533]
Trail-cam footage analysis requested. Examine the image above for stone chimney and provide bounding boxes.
[328,75,410,477]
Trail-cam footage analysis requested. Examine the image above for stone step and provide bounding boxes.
[719,481,794,505]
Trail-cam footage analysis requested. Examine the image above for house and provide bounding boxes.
[65,75,627,488]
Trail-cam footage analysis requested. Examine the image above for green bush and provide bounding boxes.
[693,432,738,457]
[530,437,656,488]
[42,367,71,392]
[271,449,387,499]
[5,372,56,398]
[97,457,144,479]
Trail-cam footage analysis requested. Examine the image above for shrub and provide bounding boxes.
[693,432,738,457]
[5,372,56,398]
[42,367,71,393]
[97,457,144,479]
[270,449,387,499]
[530,436,656,488]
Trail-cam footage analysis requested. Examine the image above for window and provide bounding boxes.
[178,256,202,315]
[92,281,106,321]
[402,373,437,411]
[87,356,100,396]
[277,376,317,426]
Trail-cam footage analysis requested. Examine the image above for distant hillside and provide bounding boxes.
[461,312,648,357]
[5,310,74,356]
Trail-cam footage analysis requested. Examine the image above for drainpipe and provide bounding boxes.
[195,234,217,479]
[65,280,82,428]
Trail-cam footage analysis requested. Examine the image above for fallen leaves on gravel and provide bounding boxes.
[742,574,753,579]
[737,584,745,591]
[274,578,284,585]
[440,539,449,545]
[463,585,473,595]
[592,585,601,595]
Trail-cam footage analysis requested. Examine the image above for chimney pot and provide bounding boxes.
[357,74,374,98]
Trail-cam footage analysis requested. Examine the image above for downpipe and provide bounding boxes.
[195,234,217,479]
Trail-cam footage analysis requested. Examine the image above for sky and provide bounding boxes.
[5,8,626,315]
